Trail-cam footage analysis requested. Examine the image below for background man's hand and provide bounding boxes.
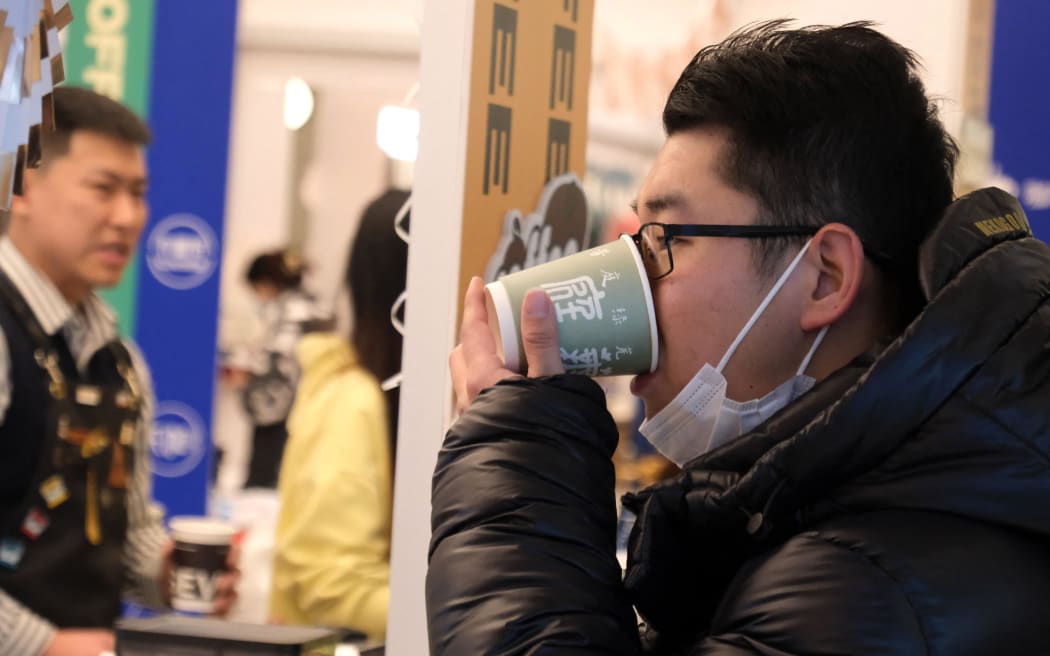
[212,541,241,617]
[449,277,564,414]
[219,366,250,389]
[42,629,114,656]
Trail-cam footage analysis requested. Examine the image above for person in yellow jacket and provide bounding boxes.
[269,189,409,640]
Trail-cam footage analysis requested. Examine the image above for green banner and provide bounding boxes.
[63,0,156,336]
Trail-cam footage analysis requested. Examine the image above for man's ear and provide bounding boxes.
[800,222,865,331]
[10,167,38,216]
[9,171,31,217]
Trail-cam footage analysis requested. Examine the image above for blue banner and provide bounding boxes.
[135,0,238,518]
[988,0,1050,241]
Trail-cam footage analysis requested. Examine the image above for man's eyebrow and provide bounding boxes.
[87,168,148,186]
[630,194,685,217]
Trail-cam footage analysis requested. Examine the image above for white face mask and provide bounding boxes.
[639,240,829,467]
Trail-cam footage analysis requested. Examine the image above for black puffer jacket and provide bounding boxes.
[427,188,1050,655]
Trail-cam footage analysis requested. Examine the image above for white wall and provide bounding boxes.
[588,0,970,140]
[220,59,294,343]
[237,0,422,54]
[220,5,420,343]
[731,0,970,136]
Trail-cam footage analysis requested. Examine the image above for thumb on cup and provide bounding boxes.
[521,289,564,377]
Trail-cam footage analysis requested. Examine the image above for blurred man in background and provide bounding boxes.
[0,86,235,656]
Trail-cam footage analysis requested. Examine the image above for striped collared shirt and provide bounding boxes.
[0,237,117,374]
[0,237,169,655]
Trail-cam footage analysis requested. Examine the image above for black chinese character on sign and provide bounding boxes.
[484,104,512,195]
[489,4,518,95]
[546,118,570,182]
[550,26,576,110]
[563,0,579,22]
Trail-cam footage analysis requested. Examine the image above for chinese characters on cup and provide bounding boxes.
[485,234,658,376]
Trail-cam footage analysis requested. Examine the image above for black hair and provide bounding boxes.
[246,250,305,291]
[347,189,410,462]
[42,85,151,162]
[663,20,958,322]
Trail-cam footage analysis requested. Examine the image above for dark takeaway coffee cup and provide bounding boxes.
[168,516,236,614]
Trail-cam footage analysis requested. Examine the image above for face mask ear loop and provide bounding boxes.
[795,324,829,376]
[716,239,815,373]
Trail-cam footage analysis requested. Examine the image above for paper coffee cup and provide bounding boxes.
[485,234,658,377]
[168,516,235,614]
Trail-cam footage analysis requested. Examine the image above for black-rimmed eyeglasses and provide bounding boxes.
[630,222,819,280]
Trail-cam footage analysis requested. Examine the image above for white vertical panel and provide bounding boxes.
[386,0,475,653]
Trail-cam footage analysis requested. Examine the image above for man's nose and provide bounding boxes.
[110,190,145,229]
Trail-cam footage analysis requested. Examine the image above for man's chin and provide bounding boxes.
[635,375,685,421]
[90,272,127,291]
[629,372,651,397]
[629,373,659,418]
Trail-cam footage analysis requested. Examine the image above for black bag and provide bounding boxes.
[241,352,299,427]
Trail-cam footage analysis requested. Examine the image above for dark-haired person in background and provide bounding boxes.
[269,189,409,641]
[429,21,1050,655]
[228,249,317,489]
[0,86,236,656]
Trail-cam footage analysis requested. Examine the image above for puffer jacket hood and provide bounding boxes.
[622,186,1050,641]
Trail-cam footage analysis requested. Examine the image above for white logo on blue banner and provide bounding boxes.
[150,401,207,478]
[146,213,219,290]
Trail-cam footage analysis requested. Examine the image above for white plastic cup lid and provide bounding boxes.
[168,516,236,546]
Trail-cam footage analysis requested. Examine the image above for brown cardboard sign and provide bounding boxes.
[459,0,594,310]
[23,28,42,94]
[0,151,16,209]
[49,51,63,85]
[54,1,73,31]
[40,90,53,131]
[0,11,11,88]
[12,144,26,196]
[26,123,40,168]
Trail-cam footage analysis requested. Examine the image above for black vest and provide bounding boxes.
[0,273,140,627]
